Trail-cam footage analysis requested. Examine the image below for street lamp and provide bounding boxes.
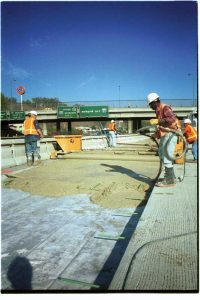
[10,79,16,110]
[188,73,195,106]
[10,79,16,100]
[118,85,120,107]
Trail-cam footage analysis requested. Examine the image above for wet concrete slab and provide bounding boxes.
[1,189,144,290]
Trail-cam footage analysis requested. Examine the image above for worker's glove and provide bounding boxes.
[149,118,158,125]
[150,133,157,140]
[158,119,168,126]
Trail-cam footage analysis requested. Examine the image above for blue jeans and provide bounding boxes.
[192,140,198,160]
[25,141,38,158]
[109,131,116,147]
[158,133,177,168]
[25,135,40,159]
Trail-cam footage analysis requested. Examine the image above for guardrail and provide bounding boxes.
[1,106,197,122]
[2,98,197,112]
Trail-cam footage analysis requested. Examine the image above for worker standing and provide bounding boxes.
[24,111,43,166]
[183,118,197,161]
[147,92,180,187]
[108,120,117,147]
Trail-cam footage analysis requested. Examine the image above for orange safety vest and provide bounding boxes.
[184,124,197,143]
[24,117,39,136]
[156,103,180,138]
[108,122,116,131]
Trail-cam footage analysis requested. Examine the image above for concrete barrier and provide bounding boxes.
[82,136,108,150]
[1,143,17,168]
[117,134,147,144]
[1,135,148,168]
[1,138,55,168]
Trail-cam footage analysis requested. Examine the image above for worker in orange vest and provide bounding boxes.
[183,118,197,161]
[108,120,117,146]
[24,111,43,166]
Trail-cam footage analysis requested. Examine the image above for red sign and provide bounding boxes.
[16,86,26,95]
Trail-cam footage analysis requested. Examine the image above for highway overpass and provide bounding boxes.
[27,106,197,120]
[1,106,197,135]
[36,106,197,134]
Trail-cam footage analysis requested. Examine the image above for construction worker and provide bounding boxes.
[183,118,197,161]
[24,111,43,166]
[147,92,180,187]
[108,120,117,146]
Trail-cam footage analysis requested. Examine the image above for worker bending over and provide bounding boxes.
[183,118,198,161]
[108,120,117,147]
[24,111,43,166]
[147,92,180,187]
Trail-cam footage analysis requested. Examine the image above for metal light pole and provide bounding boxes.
[10,79,16,110]
[20,95,24,111]
[188,73,195,106]
[118,85,120,107]
[10,79,16,99]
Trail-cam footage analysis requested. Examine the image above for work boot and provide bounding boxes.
[156,167,176,187]
[27,157,33,167]
[158,166,176,183]
[186,159,197,163]
[33,156,42,166]
[33,159,41,166]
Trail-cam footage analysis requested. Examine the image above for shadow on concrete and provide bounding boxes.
[91,199,147,291]
[6,256,33,291]
[101,163,153,185]
[91,163,158,290]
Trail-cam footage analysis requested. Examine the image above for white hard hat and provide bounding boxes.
[111,120,115,123]
[184,118,192,124]
[147,92,160,104]
[30,110,37,116]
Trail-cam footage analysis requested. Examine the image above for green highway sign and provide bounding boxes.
[80,106,109,118]
[1,111,9,120]
[57,106,78,118]
[10,111,25,120]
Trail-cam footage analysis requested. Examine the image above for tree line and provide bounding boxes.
[1,93,64,111]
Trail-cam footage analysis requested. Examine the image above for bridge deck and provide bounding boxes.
[109,153,198,291]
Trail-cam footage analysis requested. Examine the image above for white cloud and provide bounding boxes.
[6,62,31,80]
[29,38,43,49]
[78,75,96,88]
[29,36,50,49]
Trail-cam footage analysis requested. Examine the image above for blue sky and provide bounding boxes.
[1,1,198,106]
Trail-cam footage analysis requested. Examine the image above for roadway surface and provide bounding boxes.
[109,153,198,291]
[1,144,198,292]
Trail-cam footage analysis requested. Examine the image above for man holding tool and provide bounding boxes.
[147,92,180,187]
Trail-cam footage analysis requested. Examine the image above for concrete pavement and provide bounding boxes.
[109,153,198,291]
[1,149,198,292]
